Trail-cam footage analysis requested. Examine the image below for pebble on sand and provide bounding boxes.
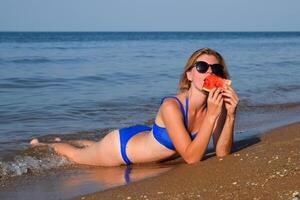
[292,191,299,197]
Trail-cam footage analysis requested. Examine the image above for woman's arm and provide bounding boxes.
[183,112,219,163]
[213,113,235,156]
[161,88,223,164]
[213,86,239,156]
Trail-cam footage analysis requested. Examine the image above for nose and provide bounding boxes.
[206,66,213,74]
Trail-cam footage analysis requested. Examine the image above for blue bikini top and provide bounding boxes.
[152,96,198,151]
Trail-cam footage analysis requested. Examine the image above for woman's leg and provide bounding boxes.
[30,138,95,147]
[30,129,123,166]
[69,139,96,147]
[30,138,92,162]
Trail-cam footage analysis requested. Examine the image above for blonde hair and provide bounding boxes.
[178,48,230,93]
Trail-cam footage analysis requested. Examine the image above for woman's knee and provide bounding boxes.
[61,130,122,166]
[51,143,78,159]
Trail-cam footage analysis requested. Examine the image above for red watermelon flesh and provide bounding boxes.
[202,74,231,92]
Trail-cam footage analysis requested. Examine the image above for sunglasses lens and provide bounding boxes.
[195,61,209,73]
[211,64,224,77]
[195,62,225,77]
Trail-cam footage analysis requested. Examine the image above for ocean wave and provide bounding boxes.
[0,127,115,180]
[0,75,109,88]
[41,46,99,50]
[0,77,68,89]
[238,99,300,112]
[270,60,300,67]
[2,57,87,64]
[11,57,52,64]
[0,75,108,90]
[0,147,70,180]
[272,84,300,92]
[251,102,300,110]
[77,75,108,82]
[0,82,66,89]
[134,55,156,58]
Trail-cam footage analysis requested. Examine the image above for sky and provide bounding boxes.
[1,0,299,32]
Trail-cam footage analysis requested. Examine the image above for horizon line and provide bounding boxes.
[1,30,300,33]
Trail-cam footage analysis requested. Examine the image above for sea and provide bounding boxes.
[0,32,300,199]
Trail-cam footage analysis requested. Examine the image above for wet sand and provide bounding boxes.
[76,122,300,200]
[0,162,178,200]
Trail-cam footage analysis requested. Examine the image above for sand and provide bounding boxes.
[75,122,300,200]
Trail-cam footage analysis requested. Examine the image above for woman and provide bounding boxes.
[30,47,239,167]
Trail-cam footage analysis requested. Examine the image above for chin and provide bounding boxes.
[197,87,208,95]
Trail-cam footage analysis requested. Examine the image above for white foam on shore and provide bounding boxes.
[0,154,70,179]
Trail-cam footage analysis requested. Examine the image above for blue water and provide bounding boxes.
[1,32,300,178]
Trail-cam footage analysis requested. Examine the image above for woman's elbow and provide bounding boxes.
[215,145,232,157]
[186,159,199,164]
[216,150,231,157]
[184,156,202,164]
[181,147,204,164]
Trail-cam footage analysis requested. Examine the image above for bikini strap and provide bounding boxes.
[185,96,189,128]
[160,96,188,128]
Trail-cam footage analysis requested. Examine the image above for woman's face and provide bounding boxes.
[186,54,220,91]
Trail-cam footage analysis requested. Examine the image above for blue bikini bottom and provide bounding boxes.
[119,125,152,165]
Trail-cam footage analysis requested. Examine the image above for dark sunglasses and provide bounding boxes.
[194,61,225,78]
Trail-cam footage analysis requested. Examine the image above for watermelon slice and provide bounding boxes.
[202,74,232,92]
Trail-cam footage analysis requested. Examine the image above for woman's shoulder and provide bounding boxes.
[161,98,180,110]
[155,93,186,126]
[160,93,185,114]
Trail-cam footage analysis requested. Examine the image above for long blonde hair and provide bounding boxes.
[178,48,230,93]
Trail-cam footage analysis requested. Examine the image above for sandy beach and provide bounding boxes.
[75,122,300,200]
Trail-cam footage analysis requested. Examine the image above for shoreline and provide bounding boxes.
[1,121,299,200]
[75,122,300,200]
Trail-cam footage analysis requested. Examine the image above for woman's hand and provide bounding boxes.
[206,88,224,120]
[221,86,239,117]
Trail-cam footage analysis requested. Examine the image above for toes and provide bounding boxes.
[54,137,61,142]
[30,138,39,145]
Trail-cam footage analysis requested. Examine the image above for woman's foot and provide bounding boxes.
[30,137,61,146]
[29,138,49,147]
[54,137,62,142]
[30,138,40,146]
